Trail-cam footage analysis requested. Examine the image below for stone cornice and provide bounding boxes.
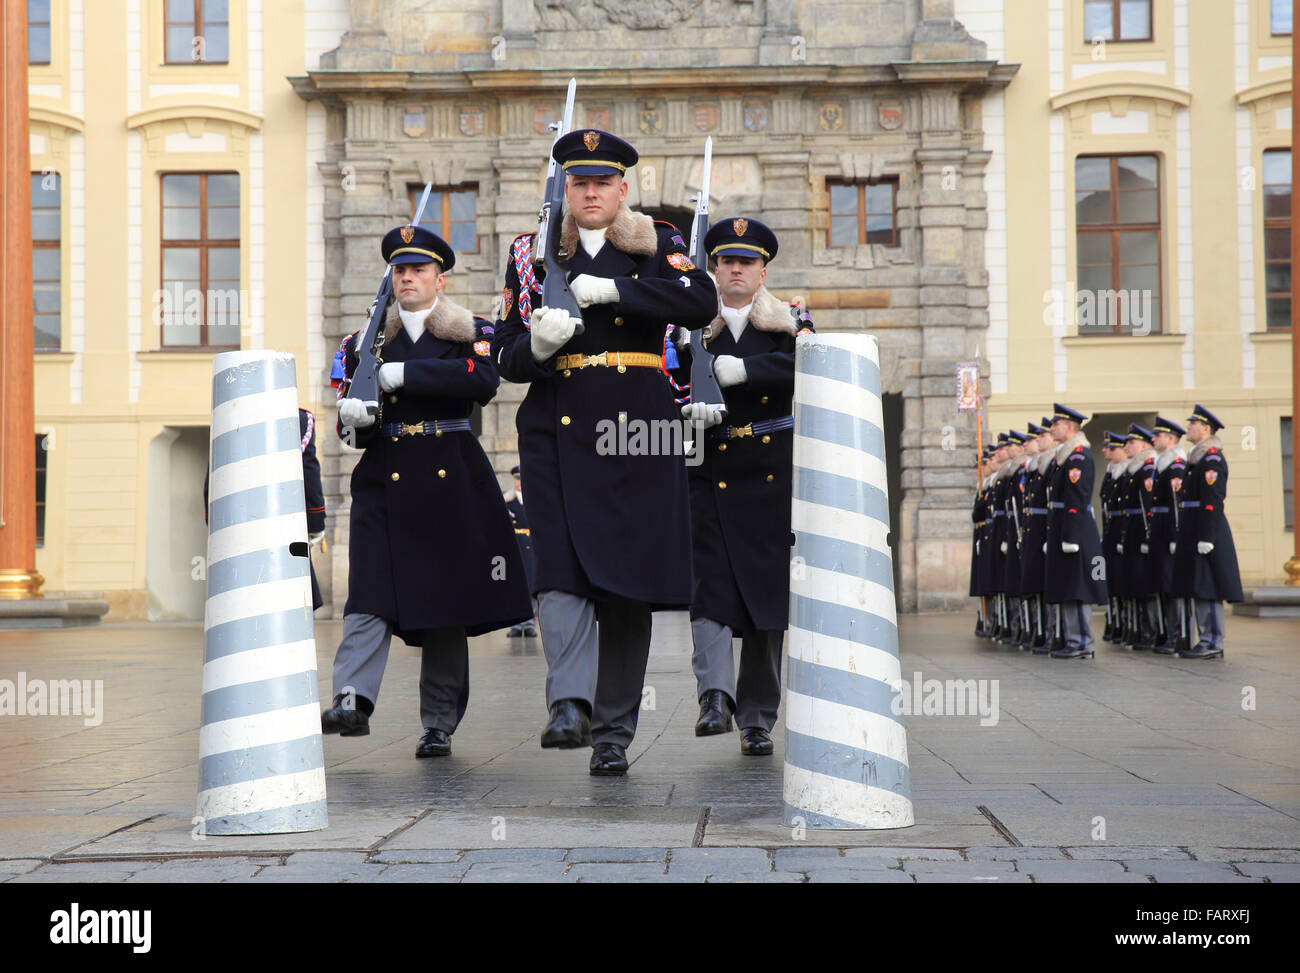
[125,105,264,133]
[289,61,1019,102]
[1049,81,1191,112]
[1236,78,1291,106]
[29,106,85,133]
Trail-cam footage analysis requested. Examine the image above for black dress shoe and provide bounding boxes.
[321,694,371,736]
[694,689,734,736]
[589,742,628,776]
[1153,642,1178,655]
[523,621,538,637]
[507,624,524,637]
[974,617,985,637]
[1177,644,1224,660]
[415,727,451,758]
[740,727,774,755]
[1050,645,1094,659]
[540,699,592,749]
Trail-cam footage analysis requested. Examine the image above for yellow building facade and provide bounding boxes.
[962,0,1294,587]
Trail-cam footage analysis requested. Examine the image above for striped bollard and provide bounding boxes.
[783,333,913,830]
[198,351,327,834]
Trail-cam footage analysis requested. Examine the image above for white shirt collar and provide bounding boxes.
[577,226,607,258]
[398,297,436,343]
[720,302,752,343]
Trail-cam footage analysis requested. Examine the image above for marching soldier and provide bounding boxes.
[1119,424,1159,650]
[671,217,812,755]
[503,465,538,638]
[1043,403,1107,659]
[320,224,533,757]
[1171,405,1243,659]
[1149,416,1187,654]
[491,129,718,775]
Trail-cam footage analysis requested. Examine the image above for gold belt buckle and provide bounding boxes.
[582,352,607,369]
[401,422,425,437]
[731,424,754,438]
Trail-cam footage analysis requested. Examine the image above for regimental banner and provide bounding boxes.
[956,362,980,413]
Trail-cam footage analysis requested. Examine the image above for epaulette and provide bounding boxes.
[653,218,681,234]
[1208,447,1219,454]
[1073,445,1083,453]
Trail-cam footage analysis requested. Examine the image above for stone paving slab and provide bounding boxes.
[386,807,701,849]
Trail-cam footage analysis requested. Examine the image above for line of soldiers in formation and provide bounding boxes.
[970,405,1243,660]
[316,128,810,776]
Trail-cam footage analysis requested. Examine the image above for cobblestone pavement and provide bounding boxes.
[1,611,1297,882]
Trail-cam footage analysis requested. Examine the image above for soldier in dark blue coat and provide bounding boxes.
[503,465,537,638]
[319,225,532,757]
[1098,430,1127,643]
[1043,404,1108,659]
[1016,423,1051,649]
[491,130,718,775]
[669,217,812,755]
[1119,424,1160,650]
[1149,416,1188,654]
[971,447,996,637]
[1171,405,1243,659]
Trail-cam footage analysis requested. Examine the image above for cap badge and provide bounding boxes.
[584,130,600,152]
[400,226,415,244]
[733,218,748,237]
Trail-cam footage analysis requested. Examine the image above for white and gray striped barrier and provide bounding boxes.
[198,351,327,834]
[783,333,913,830]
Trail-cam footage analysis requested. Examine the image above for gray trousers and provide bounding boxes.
[691,618,784,732]
[1060,601,1094,652]
[1192,599,1226,651]
[1139,596,1162,642]
[536,589,653,748]
[1162,595,1184,643]
[331,612,469,732]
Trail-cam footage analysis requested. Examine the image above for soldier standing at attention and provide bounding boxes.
[491,130,717,775]
[1043,404,1107,659]
[1119,424,1159,651]
[1098,431,1124,643]
[671,217,813,755]
[1149,416,1187,654]
[321,225,533,757]
[1016,423,1048,650]
[503,465,537,639]
[1171,405,1242,659]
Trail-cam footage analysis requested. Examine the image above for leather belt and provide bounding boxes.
[1123,508,1142,515]
[556,351,663,374]
[710,415,795,441]
[381,419,472,438]
[1180,500,1200,508]
[1151,505,1170,513]
[1026,507,1049,515]
[1049,502,1094,512]
[992,510,1006,518]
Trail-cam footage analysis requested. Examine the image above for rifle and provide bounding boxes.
[530,76,584,336]
[686,137,725,411]
[346,182,435,411]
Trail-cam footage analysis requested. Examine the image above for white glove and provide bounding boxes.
[1062,541,1080,554]
[569,274,619,308]
[1000,542,1007,554]
[976,541,981,555]
[339,398,376,429]
[681,402,726,428]
[1117,543,1124,555]
[672,326,691,351]
[1169,542,1177,555]
[1197,541,1214,555]
[713,355,747,388]
[529,306,577,362]
[308,531,325,549]
[1140,543,1148,554]
[377,362,404,392]
[1042,543,1047,555]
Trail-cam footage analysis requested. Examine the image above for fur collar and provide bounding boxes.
[1188,435,1223,466]
[1035,451,1056,475]
[995,456,1023,480]
[704,285,796,342]
[1019,453,1037,472]
[1156,445,1187,473]
[1106,461,1124,479]
[1054,430,1090,464]
[559,205,658,261]
[382,296,477,346]
[1125,447,1156,474]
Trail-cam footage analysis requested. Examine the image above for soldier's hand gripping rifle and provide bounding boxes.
[686,136,725,413]
[346,182,436,411]
[530,77,584,336]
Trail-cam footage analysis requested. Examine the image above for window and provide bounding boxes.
[32,172,60,351]
[160,173,240,348]
[35,433,48,547]
[28,0,51,64]
[828,179,898,248]
[1084,0,1152,41]
[1284,417,1295,530]
[406,185,478,255]
[1075,154,1162,334]
[1272,0,1293,36]
[1264,149,1292,331]
[165,0,229,64]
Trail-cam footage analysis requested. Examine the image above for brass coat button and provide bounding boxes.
[438,469,447,478]
[766,474,775,482]
[435,428,443,437]
[617,364,626,373]
[614,316,624,325]
[760,395,769,404]
[563,369,572,377]
[561,415,571,425]
[718,481,727,489]
[391,437,398,442]
[391,472,400,482]
[762,434,771,444]
[718,443,727,451]
[389,394,398,403]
